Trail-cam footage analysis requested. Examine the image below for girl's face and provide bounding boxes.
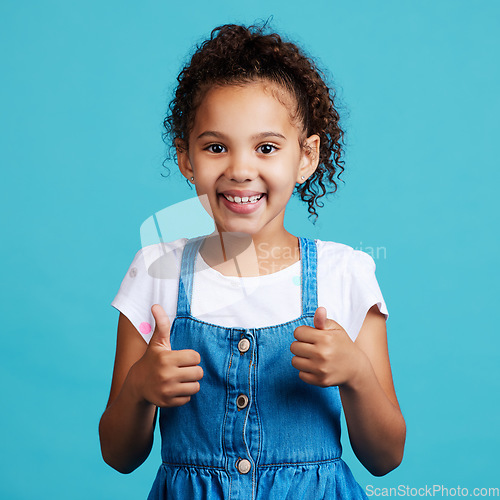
[177,81,320,240]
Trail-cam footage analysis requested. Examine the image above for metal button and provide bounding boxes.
[237,458,251,474]
[238,338,250,353]
[236,394,249,409]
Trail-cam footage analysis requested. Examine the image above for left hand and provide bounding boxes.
[290,307,366,388]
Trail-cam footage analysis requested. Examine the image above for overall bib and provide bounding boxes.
[148,236,368,499]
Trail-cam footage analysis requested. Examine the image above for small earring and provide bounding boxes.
[191,176,194,181]
[301,176,305,180]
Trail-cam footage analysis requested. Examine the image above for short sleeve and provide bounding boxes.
[110,246,159,343]
[343,250,389,341]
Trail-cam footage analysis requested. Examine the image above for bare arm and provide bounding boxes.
[291,305,405,476]
[99,306,203,474]
[339,305,406,476]
[98,313,156,474]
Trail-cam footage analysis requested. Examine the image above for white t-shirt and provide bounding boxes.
[111,238,389,343]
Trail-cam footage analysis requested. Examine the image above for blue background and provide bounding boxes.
[1,0,498,498]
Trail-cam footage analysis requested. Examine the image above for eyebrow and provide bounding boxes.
[196,131,287,141]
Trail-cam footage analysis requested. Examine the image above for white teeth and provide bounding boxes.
[222,194,263,204]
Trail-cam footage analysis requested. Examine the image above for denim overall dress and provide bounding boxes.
[148,236,368,499]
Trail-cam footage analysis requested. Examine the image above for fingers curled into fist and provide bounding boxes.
[130,304,204,408]
[290,307,364,388]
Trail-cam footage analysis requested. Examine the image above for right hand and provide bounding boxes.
[131,304,203,408]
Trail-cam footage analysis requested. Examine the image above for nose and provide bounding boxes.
[224,151,258,182]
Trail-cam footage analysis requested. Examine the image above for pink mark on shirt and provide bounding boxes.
[139,322,152,335]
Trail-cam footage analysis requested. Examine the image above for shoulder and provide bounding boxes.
[346,248,377,274]
[135,238,189,280]
[111,238,188,343]
[314,239,358,273]
[135,237,188,260]
[314,239,378,282]
[314,238,352,257]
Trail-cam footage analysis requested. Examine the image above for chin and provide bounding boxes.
[216,220,262,236]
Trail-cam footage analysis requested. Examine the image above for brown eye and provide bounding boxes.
[258,144,277,154]
[206,144,226,153]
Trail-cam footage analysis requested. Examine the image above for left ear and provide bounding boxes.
[297,134,321,184]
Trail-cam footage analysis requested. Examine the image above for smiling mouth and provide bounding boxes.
[220,193,265,204]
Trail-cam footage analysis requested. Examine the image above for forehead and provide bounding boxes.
[191,81,301,138]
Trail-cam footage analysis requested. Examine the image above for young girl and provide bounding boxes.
[99,23,406,499]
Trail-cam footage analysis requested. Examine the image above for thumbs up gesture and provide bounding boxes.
[132,304,203,407]
[290,307,364,388]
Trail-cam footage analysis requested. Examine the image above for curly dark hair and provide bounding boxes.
[162,21,346,221]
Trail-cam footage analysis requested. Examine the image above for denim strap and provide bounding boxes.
[176,236,204,317]
[299,237,318,316]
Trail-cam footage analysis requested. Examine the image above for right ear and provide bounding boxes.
[175,138,194,182]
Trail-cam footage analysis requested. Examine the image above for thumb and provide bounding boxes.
[313,306,342,331]
[150,304,172,350]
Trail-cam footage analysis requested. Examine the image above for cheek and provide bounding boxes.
[192,169,215,189]
[269,162,300,192]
